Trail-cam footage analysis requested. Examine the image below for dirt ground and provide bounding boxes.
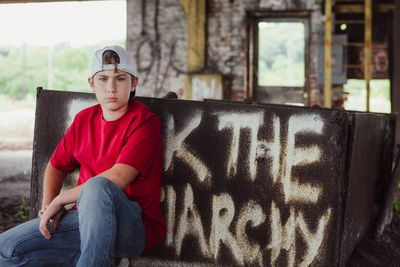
[0,150,31,233]
[0,195,30,233]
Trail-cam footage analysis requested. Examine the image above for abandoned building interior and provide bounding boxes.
[0,0,400,266]
[124,0,400,142]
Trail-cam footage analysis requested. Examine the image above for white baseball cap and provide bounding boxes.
[90,45,136,77]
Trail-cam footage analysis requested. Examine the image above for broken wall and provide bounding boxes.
[126,0,324,103]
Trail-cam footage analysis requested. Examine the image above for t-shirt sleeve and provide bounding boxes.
[50,120,79,173]
[116,115,162,177]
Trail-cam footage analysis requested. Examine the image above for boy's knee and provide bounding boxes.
[0,226,30,265]
[78,177,116,207]
[84,176,116,193]
[0,233,12,260]
[84,176,110,189]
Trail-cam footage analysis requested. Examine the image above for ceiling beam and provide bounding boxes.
[0,0,92,3]
[334,4,394,13]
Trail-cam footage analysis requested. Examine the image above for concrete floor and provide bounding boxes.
[0,150,32,199]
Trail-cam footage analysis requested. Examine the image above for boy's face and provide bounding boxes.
[88,69,138,117]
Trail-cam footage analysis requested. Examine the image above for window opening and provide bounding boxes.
[258,21,305,87]
[344,79,391,113]
[250,15,309,106]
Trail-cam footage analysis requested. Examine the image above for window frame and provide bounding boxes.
[247,11,311,105]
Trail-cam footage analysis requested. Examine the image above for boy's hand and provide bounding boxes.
[38,204,49,218]
[39,198,65,239]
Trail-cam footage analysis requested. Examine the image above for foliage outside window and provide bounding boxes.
[344,79,391,113]
[0,1,126,150]
[258,21,305,87]
[0,1,126,100]
[0,43,124,99]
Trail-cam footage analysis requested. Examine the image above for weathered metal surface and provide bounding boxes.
[30,89,97,217]
[339,112,395,266]
[30,89,395,266]
[370,112,397,238]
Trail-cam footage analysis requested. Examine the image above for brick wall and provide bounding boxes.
[127,0,324,105]
[127,0,187,98]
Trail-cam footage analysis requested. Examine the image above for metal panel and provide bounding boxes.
[30,89,97,217]
[139,97,346,266]
[392,0,400,144]
[30,89,395,266]
[317,35,348,85]
[339,112,396,265]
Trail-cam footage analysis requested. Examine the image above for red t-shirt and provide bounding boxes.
[50,99,166,252]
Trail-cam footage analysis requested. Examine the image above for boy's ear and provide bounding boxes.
[131,77,139,91]
[88,77,95,90]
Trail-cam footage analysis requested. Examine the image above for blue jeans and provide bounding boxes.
[0,177,146,267]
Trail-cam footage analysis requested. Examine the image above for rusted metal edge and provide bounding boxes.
[29,87,44,219]
[375,113,398,238]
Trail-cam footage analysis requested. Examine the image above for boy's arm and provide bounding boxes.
[41,161,138,211]
[39,162,83,239]
[43,162,138,209]
[40,162,82,217]
[39,161,69,239]
[98,163,139,190]
[39,163,138,239]
[41,162,66,210]
[47,163,138,209]
[39,183,84,239]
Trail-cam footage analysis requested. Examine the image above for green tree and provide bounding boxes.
[59,48,89,71]
[0,39,125,99]
[53,48,91,92]
[258,22,305,87]
[0,45,47,98]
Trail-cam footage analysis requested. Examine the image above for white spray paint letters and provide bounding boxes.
[67,99,98,127]
[257,114,323,203]
[164,112,212,185]
[216,112,264,180]
[162,110,332,266]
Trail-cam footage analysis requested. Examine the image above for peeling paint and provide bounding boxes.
[67,98,97,127]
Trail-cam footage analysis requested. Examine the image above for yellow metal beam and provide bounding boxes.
[179,0,206,72]
[324,0,332,108]
[365,0,372,112]
[334,3,394,13]
[334,4,364,13]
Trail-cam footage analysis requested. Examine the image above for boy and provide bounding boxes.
[0,46,166,266]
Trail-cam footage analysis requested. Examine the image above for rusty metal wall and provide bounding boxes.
[30,89,395,266]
